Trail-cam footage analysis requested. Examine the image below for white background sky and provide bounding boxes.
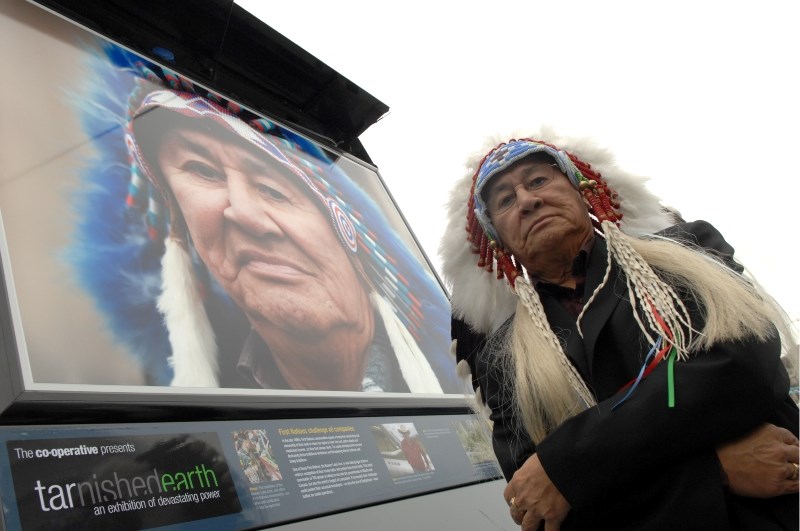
[238,0,799,336]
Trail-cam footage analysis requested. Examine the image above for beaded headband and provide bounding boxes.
[467,138,623,288]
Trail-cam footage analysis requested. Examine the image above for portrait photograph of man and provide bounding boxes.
[0,2,458,396]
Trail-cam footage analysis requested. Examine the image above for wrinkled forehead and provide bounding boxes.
[480,152,557,202]
[147,114,304,185]
[134,100,311,179]
[130,95,330,207]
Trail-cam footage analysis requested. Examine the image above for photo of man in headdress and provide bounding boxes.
[59,43,459,394]
[397,425,432,473]
[233,429,282,484]
[371,423,434,478]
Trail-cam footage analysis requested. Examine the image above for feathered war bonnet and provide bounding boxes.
[442,131,790,441]
[441,129,676,336]
[439,130,707,428]
[70,43,457,392]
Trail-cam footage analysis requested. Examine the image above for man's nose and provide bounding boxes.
[513,185,543,214]
[223,174,281,236]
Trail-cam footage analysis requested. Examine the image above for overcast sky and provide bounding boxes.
[238,0,799,336]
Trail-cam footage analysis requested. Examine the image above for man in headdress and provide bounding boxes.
[441,132,799,530]
[397,425,431,472]
[70,46,457,394]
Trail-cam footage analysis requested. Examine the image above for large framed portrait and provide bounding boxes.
[0,0,463,418]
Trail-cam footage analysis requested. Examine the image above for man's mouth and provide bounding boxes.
[237,250,307,280]
[529,215,555,232]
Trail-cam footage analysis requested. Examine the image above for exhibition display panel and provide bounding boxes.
[0,1,501,528]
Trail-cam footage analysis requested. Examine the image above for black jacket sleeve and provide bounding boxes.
[488,221,797,530]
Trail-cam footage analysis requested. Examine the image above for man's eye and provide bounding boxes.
[257,183,288,201]
[183,161,222,181]
[527,176,549,189]
[496,194,514,210]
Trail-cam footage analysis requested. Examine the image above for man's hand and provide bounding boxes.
[504,453,570,530]
[717,423,799,498]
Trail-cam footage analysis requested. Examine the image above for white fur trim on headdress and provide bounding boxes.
[159,237,219,387]
[439,127,676,335]
[372,293,443,393]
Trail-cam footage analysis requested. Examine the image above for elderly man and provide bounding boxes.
[71,50,457,394]
[441,134,799,530]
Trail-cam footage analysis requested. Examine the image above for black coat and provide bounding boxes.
[453,221,798,530]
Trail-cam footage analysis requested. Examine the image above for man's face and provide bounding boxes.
[156,126,368,338]
[484,158,593,273]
